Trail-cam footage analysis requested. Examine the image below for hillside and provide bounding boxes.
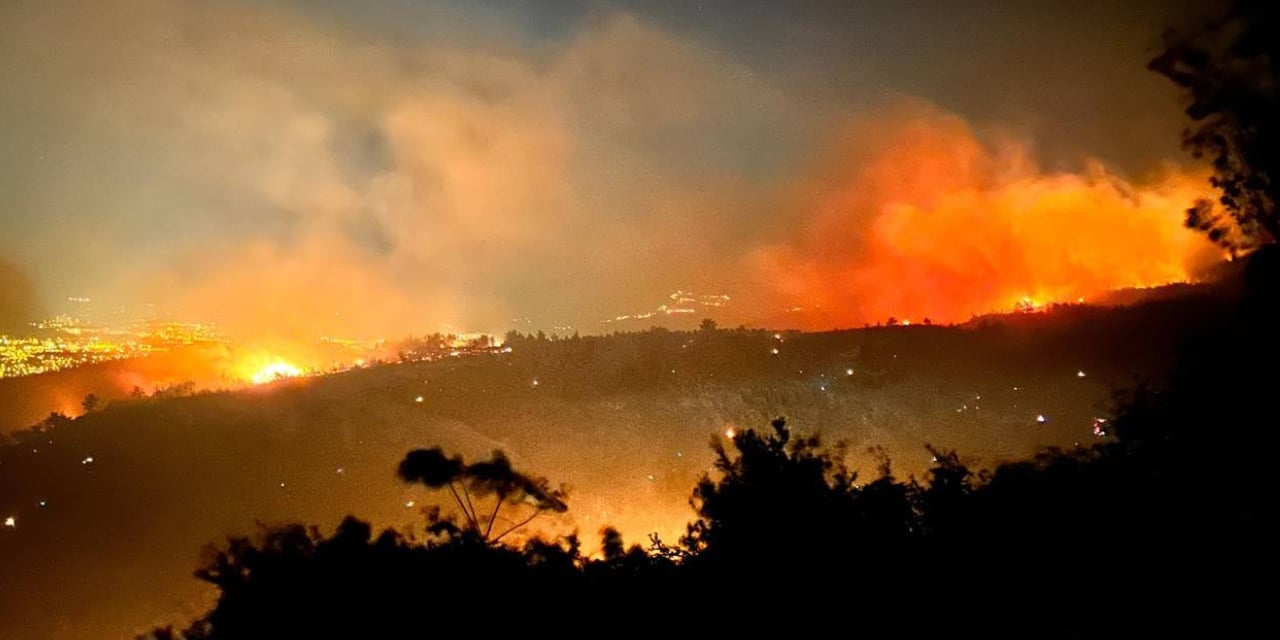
[0,289,1233,639]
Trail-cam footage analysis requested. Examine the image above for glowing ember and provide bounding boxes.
[1092,418,1108,437]
[3,516,14,529]
[724,427,737,439]
[250,361,302,385]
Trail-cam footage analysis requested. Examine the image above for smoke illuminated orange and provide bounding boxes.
[754,104,1226,328]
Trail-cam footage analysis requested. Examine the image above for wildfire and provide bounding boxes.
[754,104,1226,328]
[1014,297,1042,314]
[247,360,303,385]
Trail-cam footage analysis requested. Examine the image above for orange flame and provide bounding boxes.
[232,350,309,385]
[248,360,302,385]
[754,104,1225,327]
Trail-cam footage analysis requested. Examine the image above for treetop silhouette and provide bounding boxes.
[398,447,567,544]
[1150,0,1280,250]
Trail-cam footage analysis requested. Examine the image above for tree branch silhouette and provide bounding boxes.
[399,447,567,544]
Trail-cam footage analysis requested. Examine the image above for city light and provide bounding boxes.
[1,318,224,379]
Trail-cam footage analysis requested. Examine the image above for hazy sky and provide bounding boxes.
[0,0,1217,337]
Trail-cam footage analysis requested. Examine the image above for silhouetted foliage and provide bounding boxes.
[398,447,567,544]
[142,510,684,638]
[9,411,74,444]
[682,417,887,574]
[1150,0,1280,250]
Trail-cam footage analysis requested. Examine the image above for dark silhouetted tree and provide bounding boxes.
[916,444,973,538]
[398,447,567,544]
[683,417,898,574]
[1150,0,1280,250]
